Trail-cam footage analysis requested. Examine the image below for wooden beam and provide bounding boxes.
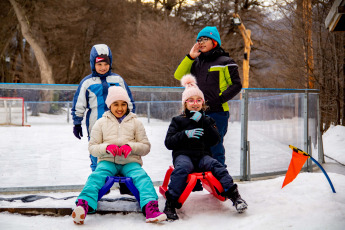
[325,0,345,31]
[0,207,141,216]
[233,14,253,89]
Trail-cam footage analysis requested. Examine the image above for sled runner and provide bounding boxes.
[159,165,226,205]
[0,194,141,216]
[0,177,142,217]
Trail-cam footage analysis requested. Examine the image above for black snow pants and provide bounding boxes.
[167,154,234,200]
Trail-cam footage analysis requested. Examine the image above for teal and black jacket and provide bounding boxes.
[174,47,242,113]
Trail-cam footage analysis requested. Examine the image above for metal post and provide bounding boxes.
[247,141,251,181]
[308,136,313,172]
[8,102,12,125]
[67,102,70,123]
[317,94,324,163]
[24,102,28,123]
[147,102,150,123]
[303,91,309,171]
[240,90,249,181]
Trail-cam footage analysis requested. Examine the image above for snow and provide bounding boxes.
[1,114,345,229]
[323,125,345,163]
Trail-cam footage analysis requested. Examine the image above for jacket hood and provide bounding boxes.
[90,44,113,77]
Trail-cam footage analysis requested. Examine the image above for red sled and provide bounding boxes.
[159,165,227,205]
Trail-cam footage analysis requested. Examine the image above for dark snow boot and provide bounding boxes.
[222,184,248,213]
[119,182,133,196]
[164,191,181,221]
[163,200,179,221]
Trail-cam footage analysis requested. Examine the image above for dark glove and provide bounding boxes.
[73,124,83,139]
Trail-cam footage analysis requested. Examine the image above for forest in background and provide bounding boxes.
[0,0,344,132]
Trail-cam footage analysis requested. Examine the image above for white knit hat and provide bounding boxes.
[105,86,131,108]
[181,74,204,104]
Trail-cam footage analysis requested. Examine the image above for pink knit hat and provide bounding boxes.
[181,74,204,104]
[105,86,130,108]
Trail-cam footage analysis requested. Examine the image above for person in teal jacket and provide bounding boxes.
[174,26,242,167]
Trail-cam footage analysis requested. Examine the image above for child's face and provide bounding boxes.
[110,100,128,118]
[185,96,204,112]
[197,37,213,53]
[95,62,110,75]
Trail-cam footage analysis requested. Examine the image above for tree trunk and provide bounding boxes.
[10,29,22,83]
[331,33,340,124]
[136,0,142,35]
[294,0,307,86]
[9,0,54,85]
[342,35,345,125]
[234,0,239,14]
[66,49,76,84]
[302,0,314,88]
[22,39,31,83]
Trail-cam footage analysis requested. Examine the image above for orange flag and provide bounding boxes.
[282,150,309,188]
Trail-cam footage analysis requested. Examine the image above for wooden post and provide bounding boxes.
[233,14,253,89]
[302,0,314,89]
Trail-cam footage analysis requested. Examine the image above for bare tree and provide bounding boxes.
[0,0,19,83]
[264,0,344,131]
[136,0,142,34]
[117,17,194,86]
[177,0,272,87]
[9,0,54,84]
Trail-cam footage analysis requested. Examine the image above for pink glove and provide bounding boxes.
[120,145,132,158]
[106,145,120,157]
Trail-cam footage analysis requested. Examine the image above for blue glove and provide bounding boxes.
[73,124,83,139]
[185,128,204,139]
[190,111,202,122]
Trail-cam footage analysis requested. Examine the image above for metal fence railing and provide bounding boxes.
[238,88,322,181]
[0,83,321,191]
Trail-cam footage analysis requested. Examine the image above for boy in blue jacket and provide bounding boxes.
[71,44,135,172]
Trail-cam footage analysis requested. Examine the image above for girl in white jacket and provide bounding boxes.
[72,86,167,224]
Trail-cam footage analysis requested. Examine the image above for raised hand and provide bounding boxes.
[185,128,204,139]
[189,43,201,59]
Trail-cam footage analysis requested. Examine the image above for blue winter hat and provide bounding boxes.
[196,26,221,46]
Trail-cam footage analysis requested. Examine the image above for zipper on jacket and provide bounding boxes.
[118,123,121,146]
[206,69,210,82]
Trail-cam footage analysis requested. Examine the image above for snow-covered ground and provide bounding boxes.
[0,114,345,229]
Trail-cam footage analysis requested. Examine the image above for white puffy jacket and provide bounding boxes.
[88,111,150,166]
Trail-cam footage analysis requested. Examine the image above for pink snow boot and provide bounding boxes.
[145,200,167,223]
[72,199,89,225]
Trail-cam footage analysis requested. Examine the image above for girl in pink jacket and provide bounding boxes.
[72,86,167,224]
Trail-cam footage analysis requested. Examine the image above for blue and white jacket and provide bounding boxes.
[71,44,135,137]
